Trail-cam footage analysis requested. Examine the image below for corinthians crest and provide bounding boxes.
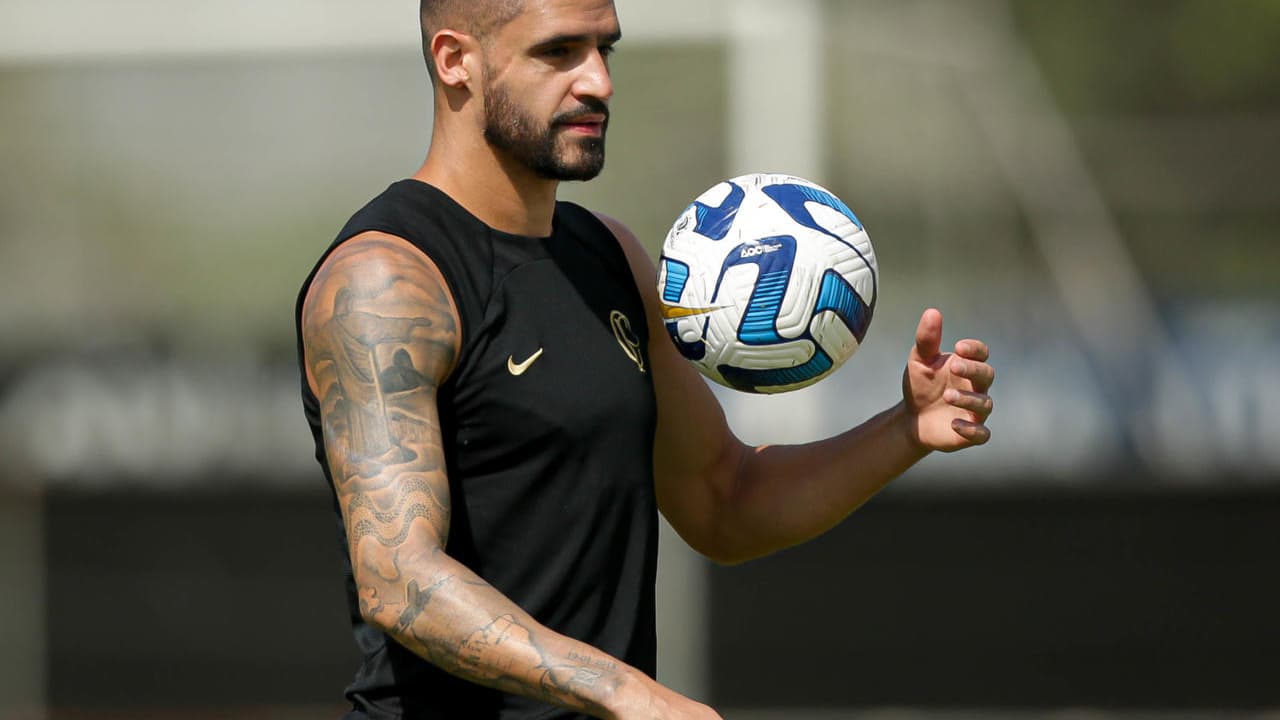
[610,310,646,373]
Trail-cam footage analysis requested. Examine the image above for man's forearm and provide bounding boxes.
[358,549,644,718]
[719,401,928,562]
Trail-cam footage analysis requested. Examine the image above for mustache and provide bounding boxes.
[553,98,610,125]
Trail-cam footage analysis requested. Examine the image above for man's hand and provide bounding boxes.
[902,308,995,452]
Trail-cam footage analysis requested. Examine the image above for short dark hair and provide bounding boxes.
[420,0,525,83]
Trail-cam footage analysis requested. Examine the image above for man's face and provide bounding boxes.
[479,0,619,181]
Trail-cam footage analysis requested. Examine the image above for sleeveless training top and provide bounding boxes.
[295,180,659,719]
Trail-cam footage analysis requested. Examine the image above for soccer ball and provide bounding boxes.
[657,173,878,394]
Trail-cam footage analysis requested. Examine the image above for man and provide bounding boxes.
[295,1,995,718]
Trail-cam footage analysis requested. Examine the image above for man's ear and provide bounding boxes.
[431,29,478,89]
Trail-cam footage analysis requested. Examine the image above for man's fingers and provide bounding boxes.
[943,388,994,420]
[955,339,989,362]
[914,308,943,360]
[950,356,995,392]
[951,419,991,445]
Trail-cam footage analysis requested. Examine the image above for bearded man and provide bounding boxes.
[296,2,995,718]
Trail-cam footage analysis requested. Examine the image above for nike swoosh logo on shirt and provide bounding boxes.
[507,348,544,376]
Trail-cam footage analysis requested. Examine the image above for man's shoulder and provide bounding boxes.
[550,202,631,244]
[583,211,650,268]
[338,180,458,241]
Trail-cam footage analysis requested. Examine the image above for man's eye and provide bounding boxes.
[541,46,571,58]
[599,45,616,58]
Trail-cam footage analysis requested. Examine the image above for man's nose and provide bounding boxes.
[574,48,614,103]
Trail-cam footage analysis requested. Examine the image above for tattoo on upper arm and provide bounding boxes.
[304,235,457,584]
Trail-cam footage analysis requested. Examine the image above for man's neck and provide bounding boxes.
[415,137,559,238]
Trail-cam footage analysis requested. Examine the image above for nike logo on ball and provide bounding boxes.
[659,301,727,320]
[507,348,544,376]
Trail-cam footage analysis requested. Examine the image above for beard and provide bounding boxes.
[483,79,608,182]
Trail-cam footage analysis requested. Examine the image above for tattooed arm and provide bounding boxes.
[302,233,718,720]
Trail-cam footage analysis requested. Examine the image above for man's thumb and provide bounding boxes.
[913,308,943,360]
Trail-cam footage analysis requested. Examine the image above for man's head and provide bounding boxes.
[421,0,620,182]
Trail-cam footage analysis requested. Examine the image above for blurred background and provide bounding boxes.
[1,0,1278,718]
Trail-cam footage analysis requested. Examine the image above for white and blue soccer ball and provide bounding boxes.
[657,172,878,394]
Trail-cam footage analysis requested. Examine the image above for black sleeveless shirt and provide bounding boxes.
[295,180,659,719]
